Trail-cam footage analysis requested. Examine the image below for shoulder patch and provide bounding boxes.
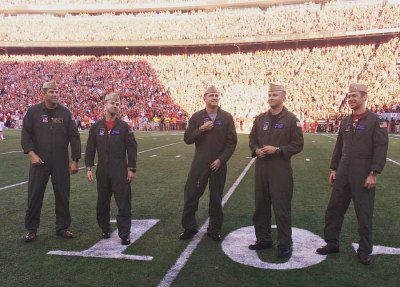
[296,121,302,128]
[379,121,388,128]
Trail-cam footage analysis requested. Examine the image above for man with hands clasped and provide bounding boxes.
[249,83,304,259]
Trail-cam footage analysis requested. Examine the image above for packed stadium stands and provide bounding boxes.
[0,0,399,132]
[1,0,400,42]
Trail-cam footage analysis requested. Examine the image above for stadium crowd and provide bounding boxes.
[1,37,399,132]
[1,0,400,42]
[0,57,187,131]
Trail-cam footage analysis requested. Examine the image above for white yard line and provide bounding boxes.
[157,157,256,287]
[0,142,181,191]
[0,150,22,155]
[386,158,400,166]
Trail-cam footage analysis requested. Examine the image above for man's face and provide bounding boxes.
[347,91,366,110]
[44,89,59,106]
[106,99,120,115]
[268,91,285,108]
[204,93,220,108]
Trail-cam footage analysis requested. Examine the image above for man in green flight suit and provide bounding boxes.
[85,92,137,245]
[179,85,237,242]
[249,83,304,259]
[21,80,81,242]
[316,83,389,265]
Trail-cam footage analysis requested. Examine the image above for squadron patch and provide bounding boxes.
[99,128,105,136]
[41,115,49,123]
[263,121,269,131]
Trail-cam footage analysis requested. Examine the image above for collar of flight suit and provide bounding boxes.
[266,106,289,119]
[202,106,221,117]
[40,101,59,112]
[99,116,121,129]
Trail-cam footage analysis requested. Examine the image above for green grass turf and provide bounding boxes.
[0,130,399,287]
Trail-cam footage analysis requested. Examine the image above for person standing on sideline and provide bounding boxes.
[85,92,137,245]
[248,83,304,259]
[179,85,237,242]
[0,111,5,140]
[21,80,81,242]
[316,83,388,265]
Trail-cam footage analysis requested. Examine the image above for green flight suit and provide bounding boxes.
[249,107,304,247]
[323,110,388,255]
[85,118,137,239]
[21,102,81,233]
[182,107,237,233]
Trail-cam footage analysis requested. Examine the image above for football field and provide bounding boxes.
[0,130,399,287]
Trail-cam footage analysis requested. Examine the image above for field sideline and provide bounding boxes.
[0,129,399,287]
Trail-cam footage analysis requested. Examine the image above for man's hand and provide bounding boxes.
[329,170,336,187]
[210,159,221,172]
[127,169,136,183]
[364,174,377,189]
[256,148,266,158]
[86,170,94,182]
[262,145,279,155]
[199,120,214,132]
[28,151,44,165]
[70,161,79,175]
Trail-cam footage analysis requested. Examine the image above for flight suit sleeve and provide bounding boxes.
[126,126,138,169]
[184,115,203,144]
[249,116,260,158]
[279,117,304,160]
[67,112,81,161]
[370,117,388,173]
[330,121,344,170]
[218,114,237,164]
[21,109,35,154]
[85,125,97,168]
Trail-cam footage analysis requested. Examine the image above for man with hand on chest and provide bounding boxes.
[248,83,304,259]
[179,85,237,242]
[85,92,137,245]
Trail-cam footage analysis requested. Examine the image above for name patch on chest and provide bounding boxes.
[274,123,285,129]
[52,118,64,124]
[111,130,121,135]
[214,120,223,126]
[355,124,367,131]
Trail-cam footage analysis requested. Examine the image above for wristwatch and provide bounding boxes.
[275,147,281,154]
[129,168,137,172]
[86,167,92,172]
[369,170,378,176]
